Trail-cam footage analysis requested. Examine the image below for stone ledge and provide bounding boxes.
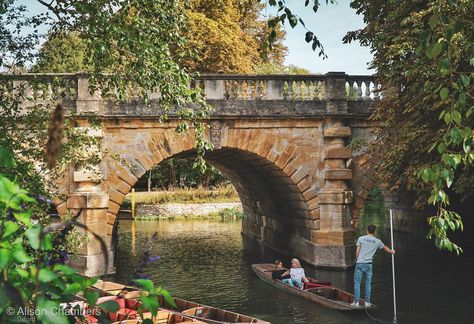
[73,170,101,182]
[324,169,352,180]
[67,192,109,209]
[324,147,352,159]
[318,190,353,204]
[323,127,351,138]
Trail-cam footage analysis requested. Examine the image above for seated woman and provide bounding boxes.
[289,258,309,289]
[272,260,294,287]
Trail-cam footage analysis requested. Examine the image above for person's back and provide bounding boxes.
[356,235,384,264]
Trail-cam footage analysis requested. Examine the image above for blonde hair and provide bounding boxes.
[291,258,301,268]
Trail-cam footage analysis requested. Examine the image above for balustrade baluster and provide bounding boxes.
[302,81,310,100]
[313,81,320,100]
[237,80,244,99]
[245,80,252,99]
[64,79,71,99]
[45,81,53,101]
[345,81,352,99]
[287,81,294,100]
[229,80,237,99]
[364,81,371,99]
[255,80,263,99]
[356,81,363,99]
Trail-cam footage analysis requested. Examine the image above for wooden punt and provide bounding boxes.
[91,280,270,324]
[251,263,376,311]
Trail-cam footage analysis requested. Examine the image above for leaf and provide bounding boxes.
[84,290,99,308]
[25,225,41,250]
[460,74,470,87]
[140,295,159,316]
[431,42,443,58]
[134,279,154,292]
[439,87,449,99]
[98,300,120,312]
[2,221,19,238]
[157,288,176,309]
[54,264,76,275]
[41,233,53,251]
[63,282,82,295]
[37,297,69,324]
[421,168,431,182]
[451,111,462,124]
[0,147,16,168]
[12,248,31,263]
[0,249,10,270]
[38,269,57,283]
[305,31,314,43]
[443,111,451,124]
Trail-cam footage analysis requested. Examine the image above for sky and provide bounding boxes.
[274,0,373,74]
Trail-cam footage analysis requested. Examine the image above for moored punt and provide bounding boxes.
[91,280,270,324]
[251,263,376,311]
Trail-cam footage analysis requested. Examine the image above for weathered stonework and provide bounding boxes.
[7,72,381,275]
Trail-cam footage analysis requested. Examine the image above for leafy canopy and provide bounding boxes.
[345,0,473,253]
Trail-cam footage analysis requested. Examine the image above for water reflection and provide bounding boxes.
[114,202,474,324]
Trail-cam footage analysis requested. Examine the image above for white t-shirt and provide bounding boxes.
[290,267,305,280]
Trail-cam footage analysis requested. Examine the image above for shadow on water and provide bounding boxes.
[113,196,474,324]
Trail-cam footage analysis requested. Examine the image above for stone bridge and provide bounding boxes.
[6,72,381,276]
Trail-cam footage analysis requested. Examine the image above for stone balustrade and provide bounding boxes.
[1,72,380,104]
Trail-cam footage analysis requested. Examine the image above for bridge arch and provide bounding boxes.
[101,121,322,268]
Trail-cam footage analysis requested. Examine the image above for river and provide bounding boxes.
[113,200,474,324]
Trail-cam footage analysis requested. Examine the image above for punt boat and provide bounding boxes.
[251,263,376,311]
[91,280,270,323]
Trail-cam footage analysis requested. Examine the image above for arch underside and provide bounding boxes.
[174,147,313,257]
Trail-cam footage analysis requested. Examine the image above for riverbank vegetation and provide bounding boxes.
[134,207,244,221]
[122,185,239,208]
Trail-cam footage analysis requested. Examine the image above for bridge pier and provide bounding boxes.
[313,73,356,268]
[65,123,115,276]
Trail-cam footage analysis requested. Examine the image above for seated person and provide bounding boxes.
[290,258,309,289]
[272,259,294,287]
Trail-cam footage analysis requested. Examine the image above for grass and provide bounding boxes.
[122,185,239,208]
[134,207,244,221]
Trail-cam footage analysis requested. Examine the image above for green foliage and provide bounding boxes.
[345,0,474,253]
[31,32,88,73]
[0,147,173,322]
[253,62,311,74]
[263,0,334,57]
[133,279,176,321]
[32,1,287,75]
[0,147,98,322]
[216,207,244,221]
[136,158,230,191]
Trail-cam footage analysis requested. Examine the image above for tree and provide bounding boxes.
[32,1,288,74]
[31,32,88,73]
[344,0,473,253]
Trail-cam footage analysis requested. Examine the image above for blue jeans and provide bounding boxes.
[282,279,295,287]
[354,263,373,303]
[292,278,303,289]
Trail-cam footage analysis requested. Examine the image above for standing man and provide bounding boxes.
[351,224,395,307]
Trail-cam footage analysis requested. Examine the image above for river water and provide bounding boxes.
[113,201,474,324]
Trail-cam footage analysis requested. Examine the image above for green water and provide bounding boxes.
[113,201,474,324]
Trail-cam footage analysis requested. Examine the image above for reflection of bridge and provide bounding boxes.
[6,72,382,275]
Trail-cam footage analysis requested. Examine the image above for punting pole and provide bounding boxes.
[390,209,397,321]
